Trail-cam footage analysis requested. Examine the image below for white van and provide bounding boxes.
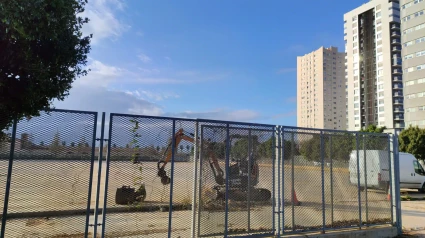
[399,152,425,192]
[349,150,390,191]
[349,151,425,193]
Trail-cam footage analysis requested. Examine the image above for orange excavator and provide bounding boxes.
[157,128,271,201]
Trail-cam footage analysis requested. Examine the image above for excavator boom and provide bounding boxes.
[157,128,224,185]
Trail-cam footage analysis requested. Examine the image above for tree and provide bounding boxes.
[359,125,388,150]
[399,126,425,162]
[360,125,386,133]
[62,141,66,146]
[0,0,91,136]
[70,142,75,147]
[40,141,44,146]
[299,134,322,161]
[156,146,160,152]
[50,132,61,156]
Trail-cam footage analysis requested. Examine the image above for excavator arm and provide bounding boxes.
[157,128,224,185]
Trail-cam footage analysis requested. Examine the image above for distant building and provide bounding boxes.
[400,0,425,128]
[297,46,346,129]
[344,0,404,133]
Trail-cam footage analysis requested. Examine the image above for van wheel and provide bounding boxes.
[419,183,425,193]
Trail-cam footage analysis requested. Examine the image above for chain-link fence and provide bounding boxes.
[0,109,98,238]
[1,110,402,238]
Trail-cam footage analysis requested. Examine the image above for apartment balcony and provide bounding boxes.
[394,107,404,112]
[393,92,403,97]
[393,58,402,66]
[391,31,401,37]
[391,24,400,30]
[394,115,404,121]
[391,39,401,45]
[395,122,405,128]
[393,68,403,74]
[394,100,403,105]
[393,76,402,82]
[393,84,403,90]
[392,46,402,52]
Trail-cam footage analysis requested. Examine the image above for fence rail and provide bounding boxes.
[0,109,401,238]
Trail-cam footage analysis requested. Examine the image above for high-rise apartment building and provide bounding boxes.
[344,0,404,132]
[400,0,425,128]
[297,46,346,129]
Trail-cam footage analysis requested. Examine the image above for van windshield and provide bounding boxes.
[413,160,425,175]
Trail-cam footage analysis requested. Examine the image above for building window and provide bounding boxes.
[405,53,414,60]
[407,108,417,113]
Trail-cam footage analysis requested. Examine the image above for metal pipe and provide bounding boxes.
[387,135,394,226]
[393,131,402,235]
[167,120,177,238]
[291,132,295,231]
[363,135,368,226]
[281,128,285,235]
[92,112,102,238]
[320,132,325,233]
[330,136,334,228]
[356,133,362,229]
[247,129,252,232]
[196,125,205,237]
[190,122,199,238]
[276,127,281,236]
[1,118,18,238]
[224,124,230,237]
[101,113,114,237]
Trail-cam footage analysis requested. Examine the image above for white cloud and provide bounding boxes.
[80,0,130,44]
[74,60,123,87]
[54,85,163,116]
[138,53,152,63]
[167,108,261,122]
[125,90,179,101]
[137,68,160,74]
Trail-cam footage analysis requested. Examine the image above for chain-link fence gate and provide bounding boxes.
[1,110,402,238]
[1,109,98,238]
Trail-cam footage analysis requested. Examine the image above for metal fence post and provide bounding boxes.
[101,114,113,238]
[330,135,334,228]
[275,126,281,236]
[247,129,252,233]
[190,121,199,238]
[1,118,17,238]
[92,112,104,238]
[387,135,394,226]
[393,132,402,235]
[197,125,205,237]
[356,133,362,229]
[224,124,230,237]
[363,135,368,226]
[167,120,177,238]
[320,131,325,233]
[291,132,295,231]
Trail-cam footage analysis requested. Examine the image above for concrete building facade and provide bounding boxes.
[297,46,346,129]
[400,0,425,128]
[344,0,404,132]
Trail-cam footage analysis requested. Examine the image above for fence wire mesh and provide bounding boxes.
[1,110,97,238]
[0,110,399,238]
[197,123,275,237]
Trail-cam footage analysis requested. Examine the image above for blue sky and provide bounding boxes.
[55,0,366,126]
